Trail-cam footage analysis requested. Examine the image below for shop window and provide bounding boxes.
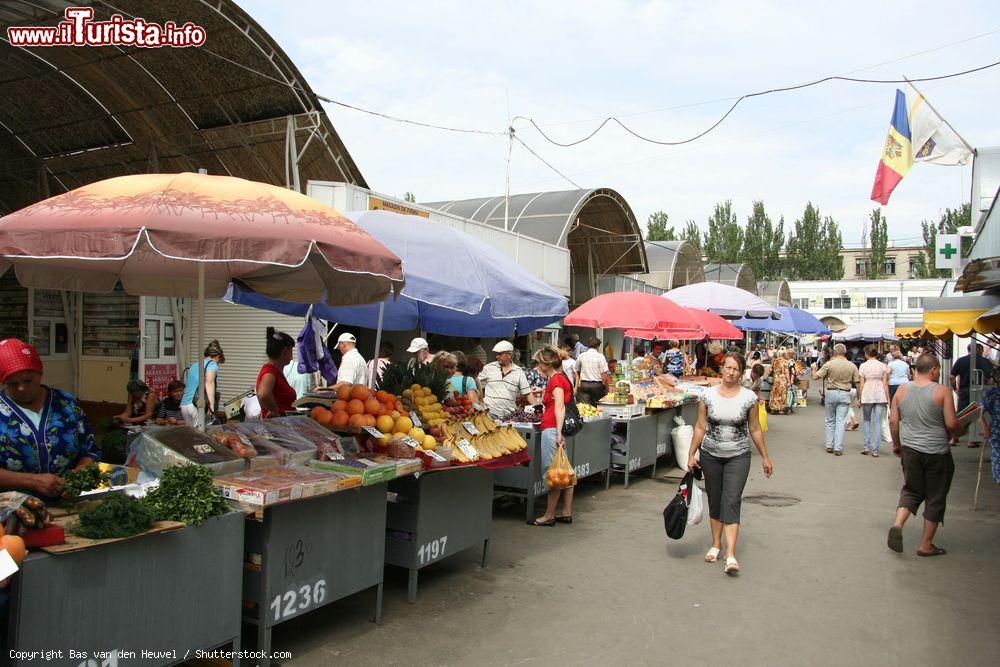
[823,297,850,309]
[83,287,140,358]
[164,323,176,356]
[866,297,897,309]
[144,319,161,359]
[907,297,923,309]
[791,298,810,309]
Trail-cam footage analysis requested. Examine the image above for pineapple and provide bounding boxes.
[412,362,450,402]
[376,361,414,397]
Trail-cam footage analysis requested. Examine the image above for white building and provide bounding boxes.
[788,279,947,332]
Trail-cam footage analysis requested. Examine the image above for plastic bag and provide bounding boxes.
[687,482,704,525]
[758,402,768,433]
[544,444,576,490]
[663,473,691,539]
[671,415,694,469]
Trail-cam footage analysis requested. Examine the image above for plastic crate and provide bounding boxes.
[603,402,645,419]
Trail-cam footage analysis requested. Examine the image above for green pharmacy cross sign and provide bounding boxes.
[939,243,958,259]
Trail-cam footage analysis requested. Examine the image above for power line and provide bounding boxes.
[517,59,1000,148]
[512,135,581,189]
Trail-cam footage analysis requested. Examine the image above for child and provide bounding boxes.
[156,380,185,425]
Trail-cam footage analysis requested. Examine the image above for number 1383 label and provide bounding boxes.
[270,577,328,622]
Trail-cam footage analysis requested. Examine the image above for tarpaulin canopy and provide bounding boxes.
[977,304,1000,332]
[228,210,568,336]
[624,307,743,340]
[832,320,898,342]
[663,282,781,319]
[920,293,1000,337]
[563,291,694,330]
[733,307,831,335]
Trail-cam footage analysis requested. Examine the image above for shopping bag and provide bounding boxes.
[663,472,692,539]
[687,482,704,526]
[758,402,768,433]
[545,444,577,490]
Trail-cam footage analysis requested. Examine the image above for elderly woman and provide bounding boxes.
[0,339,99,498]
[530,345,575,527]
[688,352,773,574]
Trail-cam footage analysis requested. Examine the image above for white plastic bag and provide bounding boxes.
[671,415,695,470]
[687,483,704,525]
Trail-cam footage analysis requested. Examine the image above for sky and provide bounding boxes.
[241,0,1000,249]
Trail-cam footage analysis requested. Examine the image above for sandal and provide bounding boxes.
[555,515,573,524]
[705,547,721,563]
[916,545,946,557]
[724,556,740,574]
[887,526,903,553]
[528,518,555,527]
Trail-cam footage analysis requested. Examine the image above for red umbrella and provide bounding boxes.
[0,172,404,304]
[564,292,695,330]
[625,307,743,341]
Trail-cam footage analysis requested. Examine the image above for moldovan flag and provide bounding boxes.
[906,83,973,166]
[870,90,912,205]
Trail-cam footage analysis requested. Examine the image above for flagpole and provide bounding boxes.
[903,76,975,154]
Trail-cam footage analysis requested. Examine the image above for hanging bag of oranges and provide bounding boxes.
[544,445,577,490]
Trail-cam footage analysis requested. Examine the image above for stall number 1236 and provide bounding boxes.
[270,578,327,622]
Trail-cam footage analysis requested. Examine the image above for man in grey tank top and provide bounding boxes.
[887,354,962,557]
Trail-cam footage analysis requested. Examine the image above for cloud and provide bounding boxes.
[242,0,1000,245]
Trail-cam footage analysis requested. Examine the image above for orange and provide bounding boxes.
[309,406,327,421]
[394,416,413,433]
[336,385,352,402]
[331,410,349,427]
[348,413,366,427]
[350,384,370,402]
[346,399,365,415]
[376,415,395,433]
[1,535,25,563]
[332,399,348,413]
[316,410,334,426]
[364,397,381,415]
[365,415,377,427]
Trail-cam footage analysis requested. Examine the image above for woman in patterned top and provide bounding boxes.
[688,352,773,575]
[0,339,99,498]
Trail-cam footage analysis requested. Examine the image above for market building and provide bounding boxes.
[788,278,947,332]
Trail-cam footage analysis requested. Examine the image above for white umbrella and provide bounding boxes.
[663,283,781,319]
[832,320,898,342]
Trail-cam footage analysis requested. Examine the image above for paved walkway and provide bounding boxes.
[279,402,1000,666]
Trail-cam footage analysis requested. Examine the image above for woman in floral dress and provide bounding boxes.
[768,350,792,414]
[979,368,1000,484]
[0,339,99,498]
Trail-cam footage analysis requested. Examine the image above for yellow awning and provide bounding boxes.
[894,326,924,338]
[922,309,994,337]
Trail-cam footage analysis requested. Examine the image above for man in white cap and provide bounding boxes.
[478,340,536,418]
[335,333,368,386]
[407,337,434,369]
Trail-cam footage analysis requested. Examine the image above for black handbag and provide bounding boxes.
[663,472,693,540]
[561,391,584,437]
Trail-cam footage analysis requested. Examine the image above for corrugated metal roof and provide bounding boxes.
[703,263,756,293]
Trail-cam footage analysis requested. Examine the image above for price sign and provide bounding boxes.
[425,449,446,462]
[362,426,383,439]
[409,411,422,428]
[462,422,479,435]
[324,452,345,461]
[473,402,485,412]
[402,436,421,448]
[193,444,213,455]
[269,577,328,622]
[455,438,478,460]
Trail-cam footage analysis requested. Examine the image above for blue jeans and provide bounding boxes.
[824,389,851,451]
[862,403,886,453]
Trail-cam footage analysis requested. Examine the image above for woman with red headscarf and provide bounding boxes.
[0,339,99,498]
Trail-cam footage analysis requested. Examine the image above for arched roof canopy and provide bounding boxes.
[641,240,704,290]
[757,279,792,307]
[0,0,366,215]
[424,188,647,276]
[704,263,757,293]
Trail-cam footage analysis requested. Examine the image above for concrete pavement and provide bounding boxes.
[278,402,1000,666]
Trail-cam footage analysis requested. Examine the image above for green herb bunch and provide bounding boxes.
[63,466,112,498]
[141,464,229,525]
[72,493,154,539]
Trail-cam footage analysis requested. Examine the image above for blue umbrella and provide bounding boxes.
[227,210,568,336]
[733,307,831,335]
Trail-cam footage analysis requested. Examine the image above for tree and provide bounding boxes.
[403,191,416,202]
[911,203,972,278]
[681,220,702,254]
[645,211,676,241]
[868,208,888,280]
[703,200,743,264]
[740,201,785,281]
[785,202,843,280]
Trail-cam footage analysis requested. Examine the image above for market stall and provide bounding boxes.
[8,511,245,667]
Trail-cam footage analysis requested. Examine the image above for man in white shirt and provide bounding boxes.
[407,337,434,369]
[335,333,368,386]
[576,337,610,405]
[478,340,536,418]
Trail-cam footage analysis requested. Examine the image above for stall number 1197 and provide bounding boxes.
[418,536,448,565]
[270,578,327,622]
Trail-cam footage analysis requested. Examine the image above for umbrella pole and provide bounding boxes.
[370,300,385,389]
[196,263,206,432]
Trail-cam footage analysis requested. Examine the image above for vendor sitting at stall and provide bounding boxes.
[256,328,297,419]
[155,380,185,425]
[0,339,99,497]
[113,379,157,426]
